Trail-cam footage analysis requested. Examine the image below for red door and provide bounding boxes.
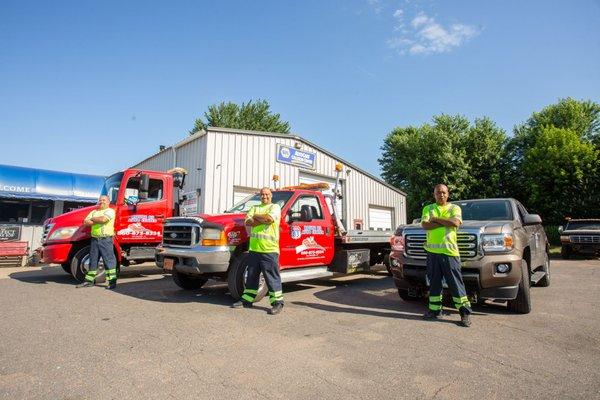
[115,173,169,245]
[279,193,335,269]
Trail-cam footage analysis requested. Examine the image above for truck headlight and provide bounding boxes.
[201,228,227,246]
[48,226,79,240]
[482,233,514,252]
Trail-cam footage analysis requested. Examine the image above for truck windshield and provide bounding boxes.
[225,191,294,213]
[565,221,600,230]
[455,200,513,221]
[100,172,124,204]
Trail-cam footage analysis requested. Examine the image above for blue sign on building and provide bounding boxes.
[276,144,316,170]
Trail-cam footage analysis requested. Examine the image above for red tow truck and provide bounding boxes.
[41,168,187,281]
[156,166,392,300]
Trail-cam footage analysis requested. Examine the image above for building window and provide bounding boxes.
[0,199,53,224]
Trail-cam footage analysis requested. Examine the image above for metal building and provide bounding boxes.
[132,127,406,230]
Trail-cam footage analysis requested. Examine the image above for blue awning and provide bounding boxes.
[0,164,106,202]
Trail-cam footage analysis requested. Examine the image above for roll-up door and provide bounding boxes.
[368,206,393,231]
[298,173,344,222]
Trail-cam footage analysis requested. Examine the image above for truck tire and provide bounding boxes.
[507,260,531,314]
[536,251,551,287]
[61,263,71,275]
[171,269,208,290]
[561,245,571,259]
[70,245,119,283]
[397,288,422,301]
[227,252,267,302]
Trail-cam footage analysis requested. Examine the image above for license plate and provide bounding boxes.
[163,258,174,271]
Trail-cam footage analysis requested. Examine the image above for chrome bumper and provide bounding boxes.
[156,245,231,275]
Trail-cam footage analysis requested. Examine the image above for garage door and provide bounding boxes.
[298,173,343,221]
[369,206,393,231]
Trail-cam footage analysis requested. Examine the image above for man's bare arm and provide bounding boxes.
[252,214,274,224]
[421,221,442,230]
[84,219,94,227]
[431,217,461,228]
[90,216,109,224]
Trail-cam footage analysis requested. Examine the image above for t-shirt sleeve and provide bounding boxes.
[421,205,431,222]
[268,204,281,223]
[103,208,115,221]
[450,204,462,223]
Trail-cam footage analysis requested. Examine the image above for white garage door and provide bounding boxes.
[369,206,393,231]
[298,173,344,221]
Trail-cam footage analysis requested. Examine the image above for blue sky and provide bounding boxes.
[2,0,599,177]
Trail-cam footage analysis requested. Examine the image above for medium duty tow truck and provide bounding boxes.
[41,167,188,281]
[156,165,392,300]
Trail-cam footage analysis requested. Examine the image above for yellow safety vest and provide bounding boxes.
[421,203,462,257]
[85,208,116,238]
[246,203,281,253]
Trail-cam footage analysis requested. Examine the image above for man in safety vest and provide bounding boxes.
[233,187,284,315]
[77,195,118,290]
[421,184,472,327]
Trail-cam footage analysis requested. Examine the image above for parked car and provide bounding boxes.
[559,218,600,259]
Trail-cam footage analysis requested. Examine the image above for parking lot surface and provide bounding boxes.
[1,258,599,399]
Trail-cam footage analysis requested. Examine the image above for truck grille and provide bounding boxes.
[404,232,478,259]
[571,235,600,244]
[42,223,54,243]
[162,224,200,247]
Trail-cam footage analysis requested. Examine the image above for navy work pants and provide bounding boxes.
[242,251,283,305]
[426,252,471,315]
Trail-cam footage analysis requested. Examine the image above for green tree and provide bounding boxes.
[379,115,507,220]
[189,99,290,134]
[522,126,599,224]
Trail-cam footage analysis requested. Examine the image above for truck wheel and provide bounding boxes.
[561,245,571,259]
[70,245,119,283]
[397,288,421,301]
[171,269,208,290]
[507,260,531,314]
[61,263,71,275]
[227,252,267,301]
[536,251,551,287]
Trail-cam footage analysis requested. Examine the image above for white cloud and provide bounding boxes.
[388,11,480,55]
[367,0,383,14]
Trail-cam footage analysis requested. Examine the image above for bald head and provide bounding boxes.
[260,187,273,205]
[433,184,449,206]
[98,195,110,209]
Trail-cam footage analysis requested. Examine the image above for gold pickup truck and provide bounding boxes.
[389,198,550,314]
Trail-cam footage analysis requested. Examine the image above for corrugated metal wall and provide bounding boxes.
[131,128,406,228]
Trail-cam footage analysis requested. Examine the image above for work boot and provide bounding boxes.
[460,313,472,327]
[76,281,94,288]
[231,301,253,309]
[268,302,284,315]
[106,281,117,290]
[422,310,440,320]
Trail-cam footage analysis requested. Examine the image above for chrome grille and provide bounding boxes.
[162,224,200,247]
[571,235,600,244]
[404,232,478,259]
[42,223,54,243]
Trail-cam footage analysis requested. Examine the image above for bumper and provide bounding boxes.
[41,243,73,264]
[156,245,231,275]
[389,250,522,300]
[565,244,600,254]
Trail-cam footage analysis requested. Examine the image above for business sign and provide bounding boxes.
[276,144,316,170]
[181,190,199,216]
[0,225,21,241]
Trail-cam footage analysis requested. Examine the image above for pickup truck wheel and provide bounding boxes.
[227,252,267,302]
[397,288,421,301]
[536,252,551,287]
[70,245,119,283]
[171,269,208,290]
[561,245,571,259]
[507,260,532,314]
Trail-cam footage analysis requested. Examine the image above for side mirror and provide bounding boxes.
[523,214,542,226]
[300,205,313,222]
[558,226,564,234]
[139,174,150,200]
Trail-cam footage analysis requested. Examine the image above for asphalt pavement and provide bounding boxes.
[0,258,599,400]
